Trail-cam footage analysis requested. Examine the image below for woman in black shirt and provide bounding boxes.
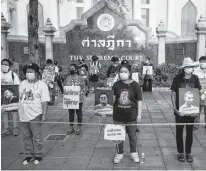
[171,57,201,163]
[112,64,143,164]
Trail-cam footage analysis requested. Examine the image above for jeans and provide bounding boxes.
[69,103,83,126]
[114,121,137,154]
[175,115,195,154]
[22,114,43,158]
[194,105,206,128]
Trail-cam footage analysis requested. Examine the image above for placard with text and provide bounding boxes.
[63,86,80,109]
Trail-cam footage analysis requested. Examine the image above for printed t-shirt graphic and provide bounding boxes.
[118,89,131,108]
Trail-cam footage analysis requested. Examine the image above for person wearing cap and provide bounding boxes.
[142,57,153,92]
[89,55,101,92]
[112,64,142,164]
[1,59,21,137]
[107,57,120,87]
[19,63,50,165]
[171,57,201,163]
[193,56,206,130]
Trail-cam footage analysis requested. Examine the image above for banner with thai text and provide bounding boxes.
[63,86,80,109]
[104,124,126,141]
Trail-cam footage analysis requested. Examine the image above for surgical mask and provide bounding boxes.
[70,70,75,75]
[26,73,36,80]
[200,63,206,69]
[119,73,129,80]
[1,65,9,73]
[184,68,194,74]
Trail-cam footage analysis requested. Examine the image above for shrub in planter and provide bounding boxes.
[154,63,179,86]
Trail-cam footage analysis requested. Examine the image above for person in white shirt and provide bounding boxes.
[1,59,20,137]
[194,56,206,130]
[19,63,50,165]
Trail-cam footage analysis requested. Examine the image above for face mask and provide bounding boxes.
[26,73,36,80]
[200,63,206,69]
[184,68,193,74]
[1,65,9,73]
[70,70,75,75]
[119,73,129,80]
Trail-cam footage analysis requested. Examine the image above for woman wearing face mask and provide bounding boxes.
[171,57,201,163]
[1,59,20,137]
[112,64,143,164]
[19,63,50,165]
[64,64,85,135]
[194,56,206,130]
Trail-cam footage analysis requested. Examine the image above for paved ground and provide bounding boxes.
[1,91,206,170]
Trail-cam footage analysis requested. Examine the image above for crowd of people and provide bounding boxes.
[1,55,206,165]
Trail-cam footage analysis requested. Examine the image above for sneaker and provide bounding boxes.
[23,157,33,165]
[34,157,42,165]
[131,152,140,163]
[178,153,185,162]
[75,126,82,135]
[186,154,193,162]
[1,128,11,137]
[67,126,74,135]
[113,153,123,164]
[13,127,19,136]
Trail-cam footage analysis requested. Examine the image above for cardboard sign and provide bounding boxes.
[179,88,200,115]
[42,69,55,85]
[95,89,113,117]
[1,85,19,111]
[132,72,139,83]
[143,66,153,75]
[90,65,99,75]
[107,77,116,87]
[63,86,80,109]
[104,124,126,141]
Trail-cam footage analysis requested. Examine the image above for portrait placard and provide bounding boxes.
[179,88,200,116]
[95,89,113,117]
[199,78,206,105]
[143,66,153,75]
[104,124,126,141]
[132,72,139,83]
[42,69,55,85]
[63,86,80,109]
[1,85,19,111]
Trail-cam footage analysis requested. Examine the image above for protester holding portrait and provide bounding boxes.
[43,59,56,105]
[19,63,50,165]
[64,64,85,135]
[1,59,20,137]
[78,58,89,96]
[142,57,153,92]
[112,64,143,164]
[171,57,201,163]
[194,56,206,130]
[89,55,101,92]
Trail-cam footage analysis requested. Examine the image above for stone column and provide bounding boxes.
[196,15,206,61]
[1,13,11,60]
[42,18,56,61]
[156,21,167,65]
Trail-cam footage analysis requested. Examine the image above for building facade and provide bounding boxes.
[1,0,206,37]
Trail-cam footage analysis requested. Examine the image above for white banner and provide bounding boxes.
[63,86,80,109]
[104,124,125,141]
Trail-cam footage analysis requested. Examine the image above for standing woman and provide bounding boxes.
[89,55,101,92]
[171,57,201,162]
[112,64,143,164]
[142,57,153,92]
[64,64,85,135]
[1,59,20,136]
[19,63,50,165]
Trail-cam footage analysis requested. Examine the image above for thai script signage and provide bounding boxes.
[82,35,132,51]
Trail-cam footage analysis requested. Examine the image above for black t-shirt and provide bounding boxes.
[112,80,143,122]
[170,74,201,111]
